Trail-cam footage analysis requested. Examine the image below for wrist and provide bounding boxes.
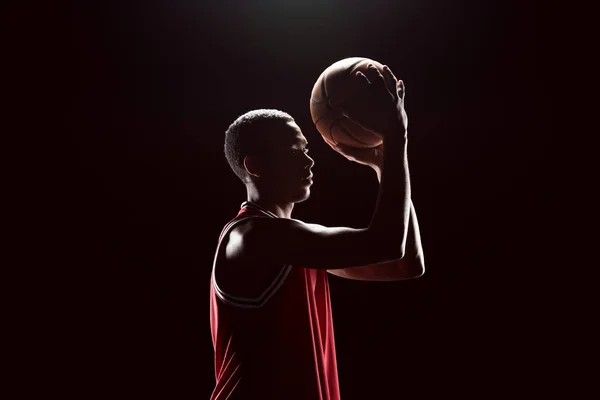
[372,165,382,182]
[380,111,406,137]
[381,125,407,143]
[382,133,408,147]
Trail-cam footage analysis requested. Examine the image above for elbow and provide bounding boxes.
[408,255,426,279]
[393,249,426,280]
[411,262,425,279]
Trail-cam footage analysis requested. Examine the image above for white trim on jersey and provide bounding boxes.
[212,204,292,308]
[241,201,279,218]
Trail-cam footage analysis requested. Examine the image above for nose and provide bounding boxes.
[304,153,315,169]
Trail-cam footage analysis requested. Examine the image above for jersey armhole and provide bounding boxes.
[212,216,292,308]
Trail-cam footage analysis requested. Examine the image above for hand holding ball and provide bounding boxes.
[309,57,405,151]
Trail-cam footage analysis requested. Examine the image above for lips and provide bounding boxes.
[302,173,313,181]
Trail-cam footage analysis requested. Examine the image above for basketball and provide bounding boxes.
[310,57,387,149]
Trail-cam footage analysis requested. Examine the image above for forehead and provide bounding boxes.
[286,121,308,145]
[268,121,307,147]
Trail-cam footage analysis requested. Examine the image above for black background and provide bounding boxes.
[61,1,549,398]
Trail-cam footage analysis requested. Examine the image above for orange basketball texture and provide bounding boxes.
[310,57,386,149]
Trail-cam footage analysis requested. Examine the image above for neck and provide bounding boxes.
[246,186,294,218]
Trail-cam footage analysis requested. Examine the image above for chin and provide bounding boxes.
[291,189,311,204]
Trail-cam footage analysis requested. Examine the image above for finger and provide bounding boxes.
[364,64,385,87]
[382,65,397,95]
[341,72,369,112]
[397,79,406,99]
[334,142,356,155]
[334,143,362,160]
[330,141,345,154]
[340,72,369,118]
[352,71,370,88]
[338,143,378,158]
[384,65,398,82]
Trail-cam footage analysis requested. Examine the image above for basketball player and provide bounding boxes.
[210,65,424,399]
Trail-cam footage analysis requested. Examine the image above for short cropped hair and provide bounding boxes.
[224,109,294,181]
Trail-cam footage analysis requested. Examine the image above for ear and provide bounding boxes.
[243,155,261,178]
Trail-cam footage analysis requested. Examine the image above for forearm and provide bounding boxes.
[375,167,424,265]
[368,134,411,257]
[405,200,425,267]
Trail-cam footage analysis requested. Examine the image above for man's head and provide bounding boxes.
[224,109,315,203]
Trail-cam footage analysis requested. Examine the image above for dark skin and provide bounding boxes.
[327,67,424,280]
[216,64,423,295]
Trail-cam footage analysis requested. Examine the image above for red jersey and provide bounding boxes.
[209,202,340,400]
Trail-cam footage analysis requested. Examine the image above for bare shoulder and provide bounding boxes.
[223,216,333,265]
[215,217,284,298]
[223,216,282,262]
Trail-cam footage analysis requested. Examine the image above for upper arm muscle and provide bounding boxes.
[236,217,401,270]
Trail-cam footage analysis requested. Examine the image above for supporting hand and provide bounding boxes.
[331,142,384,180]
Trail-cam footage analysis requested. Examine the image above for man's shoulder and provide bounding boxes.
[215,216,285,298]
[225,215,273,237]
[220,216,274,256]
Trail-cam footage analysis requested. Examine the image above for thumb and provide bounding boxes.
[334,142,358,155]
[332,142,360,161]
